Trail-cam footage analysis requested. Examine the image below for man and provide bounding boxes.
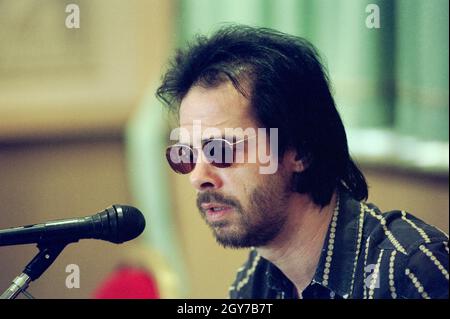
[157,25,449,299]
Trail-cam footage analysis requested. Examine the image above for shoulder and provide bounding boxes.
[360,201,447,253]
[360,201,449,298]
[402,241,449,298]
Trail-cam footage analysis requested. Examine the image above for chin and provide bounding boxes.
[213,230,270,249]
[212,227,251,248]
[214,236,252,249]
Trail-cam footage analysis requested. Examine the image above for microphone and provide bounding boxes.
[0,205,146,246]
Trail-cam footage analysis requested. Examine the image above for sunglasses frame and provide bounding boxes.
[166,135,256,174]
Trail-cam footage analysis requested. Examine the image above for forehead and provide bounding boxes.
[179,81,256,132]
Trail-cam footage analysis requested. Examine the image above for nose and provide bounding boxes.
[189,152,223,191]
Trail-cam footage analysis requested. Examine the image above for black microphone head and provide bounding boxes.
[116,205,146,243]
[100,205,146,243]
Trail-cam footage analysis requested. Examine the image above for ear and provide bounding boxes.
[284,149,310,173]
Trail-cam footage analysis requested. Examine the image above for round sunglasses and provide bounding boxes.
[165,136,256,174]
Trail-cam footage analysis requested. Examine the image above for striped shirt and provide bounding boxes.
[229,190,449,299]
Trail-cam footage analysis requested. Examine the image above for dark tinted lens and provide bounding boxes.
[203,139,234,168]
[166,145,196,174]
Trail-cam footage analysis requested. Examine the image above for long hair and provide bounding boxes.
[157,25,368,206]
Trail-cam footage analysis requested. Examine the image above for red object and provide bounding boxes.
[92,266,160,299]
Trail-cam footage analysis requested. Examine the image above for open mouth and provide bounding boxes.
[201,203,234,221]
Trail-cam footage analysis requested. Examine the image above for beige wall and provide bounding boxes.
[364,167,448,232]
[0,0,174,140]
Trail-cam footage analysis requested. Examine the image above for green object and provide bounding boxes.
[126,85,188,297]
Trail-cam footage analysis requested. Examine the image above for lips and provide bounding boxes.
[201,202,234,222]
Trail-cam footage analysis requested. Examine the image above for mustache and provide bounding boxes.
[196,191,242,211]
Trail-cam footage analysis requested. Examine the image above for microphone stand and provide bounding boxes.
[1,241,70,299]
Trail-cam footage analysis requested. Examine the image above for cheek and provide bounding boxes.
[219,164,261,197]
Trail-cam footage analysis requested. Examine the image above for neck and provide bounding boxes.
[257,191,337,296]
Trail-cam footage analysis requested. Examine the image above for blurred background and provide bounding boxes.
[0,0,448,299]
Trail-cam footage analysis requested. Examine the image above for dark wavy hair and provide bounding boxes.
[157,25,368,206]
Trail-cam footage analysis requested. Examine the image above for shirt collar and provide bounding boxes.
[311,189,364,298]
